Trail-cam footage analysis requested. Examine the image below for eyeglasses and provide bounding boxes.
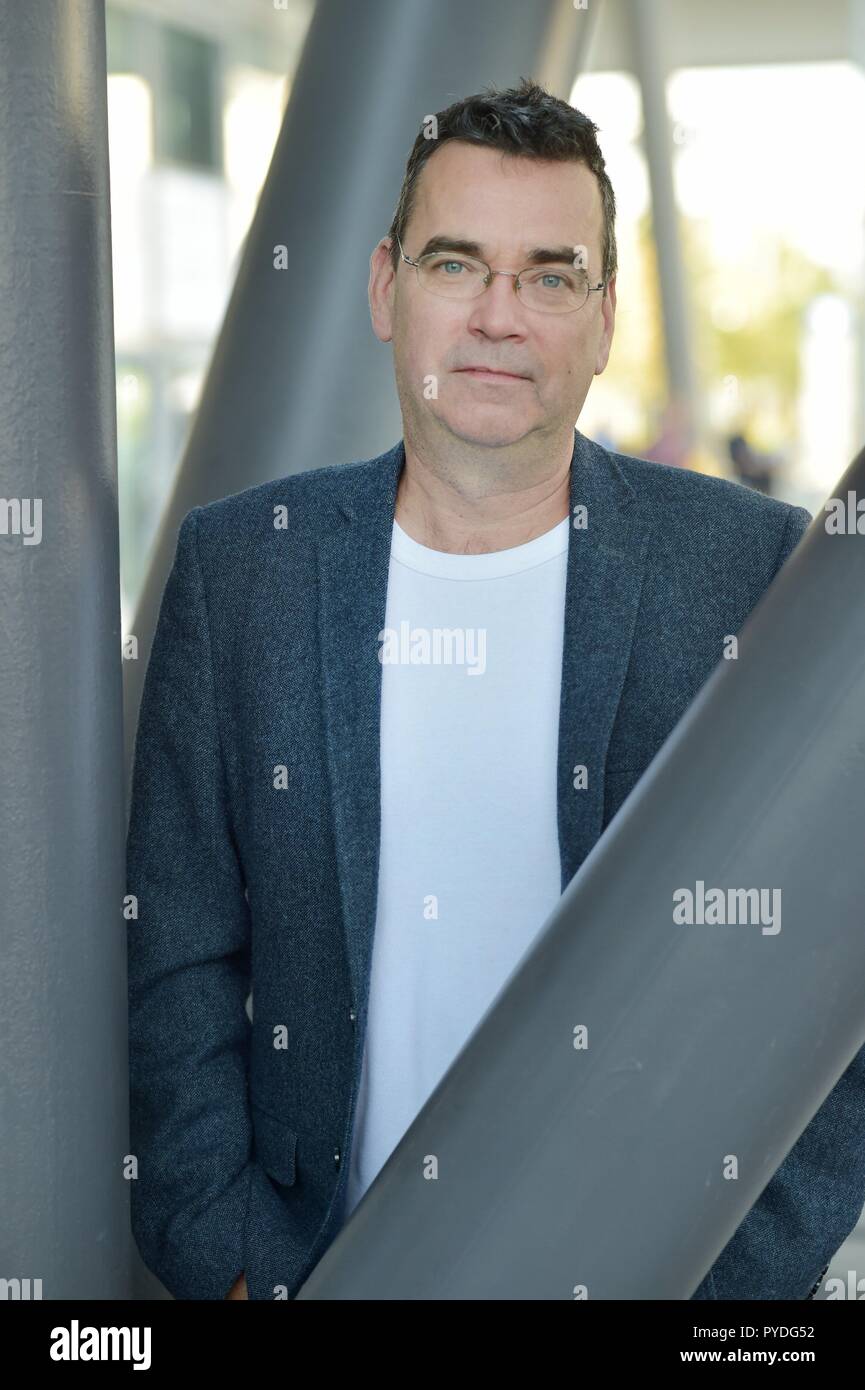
[395,233,605,314]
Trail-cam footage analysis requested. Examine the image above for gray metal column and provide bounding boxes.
[125,0,574,782]
[536,0,603,98]
[0,2,130,1296]
[297,450,865,1299]
[625,0,702,457]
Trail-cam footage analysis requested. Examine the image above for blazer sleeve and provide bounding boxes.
[771,502,812,575]
[126,506,254,1299]
[692,497,865,1300]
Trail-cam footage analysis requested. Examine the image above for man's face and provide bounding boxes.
[370,140,616,451]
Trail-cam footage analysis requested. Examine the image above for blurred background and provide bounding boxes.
[109,0,865,637]
[107,0,312,624]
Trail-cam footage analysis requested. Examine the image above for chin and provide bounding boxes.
[438,407,535,450]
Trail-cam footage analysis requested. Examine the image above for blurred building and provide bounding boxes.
[107,0,313,630]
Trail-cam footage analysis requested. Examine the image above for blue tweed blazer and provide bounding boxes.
[126,428,865,1300]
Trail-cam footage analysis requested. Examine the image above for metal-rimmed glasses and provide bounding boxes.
[395,232,605,314]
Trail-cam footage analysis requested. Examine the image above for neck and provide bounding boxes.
[393,431,574,554]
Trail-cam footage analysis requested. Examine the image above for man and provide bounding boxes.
[126,80,865,1301]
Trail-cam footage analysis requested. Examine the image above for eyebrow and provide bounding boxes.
[416,234,585,266]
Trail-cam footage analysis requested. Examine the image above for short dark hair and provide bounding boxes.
[387,77,617,292]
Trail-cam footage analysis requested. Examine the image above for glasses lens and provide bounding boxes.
[518,266,590,313]
[417,253,487,298]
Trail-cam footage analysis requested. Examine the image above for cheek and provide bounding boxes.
[400,308,463,385]
[548,333,590,385]
[394,318,427,389]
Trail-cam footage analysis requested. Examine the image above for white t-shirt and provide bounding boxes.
[343,514,569,1218]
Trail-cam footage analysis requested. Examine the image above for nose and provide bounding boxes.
[464,270,527,339]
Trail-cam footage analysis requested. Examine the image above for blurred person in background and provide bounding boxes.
[641,397,691,468]
[728,430,782,495]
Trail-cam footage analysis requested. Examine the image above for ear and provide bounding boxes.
[594,273,616,376]
[369,237,398,344]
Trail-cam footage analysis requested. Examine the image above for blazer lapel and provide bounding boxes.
[316,441,404,1016]
[557,430,652,891]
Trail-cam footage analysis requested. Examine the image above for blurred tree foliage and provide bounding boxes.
[611,208,836,473]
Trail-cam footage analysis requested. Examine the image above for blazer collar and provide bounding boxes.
[316,430,651,1016]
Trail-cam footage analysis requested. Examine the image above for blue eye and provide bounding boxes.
[425,255,474,276]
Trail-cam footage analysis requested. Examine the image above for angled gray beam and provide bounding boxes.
[124,0,575,784]
[535,0,603,98]
[297,449,865,1299]
[624,0,701,456]
[0,1,130,1297]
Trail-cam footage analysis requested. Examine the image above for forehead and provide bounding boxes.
[407,139,603,259]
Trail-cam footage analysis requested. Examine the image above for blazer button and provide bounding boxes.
[334,1147,341,1169]
[349,1008,356,1024]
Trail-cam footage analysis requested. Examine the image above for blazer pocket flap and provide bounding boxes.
[252,1103,298,1187]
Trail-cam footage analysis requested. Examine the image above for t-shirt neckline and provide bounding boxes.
[391,516,570,581]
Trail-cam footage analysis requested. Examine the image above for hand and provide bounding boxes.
[225,1272,248,1300]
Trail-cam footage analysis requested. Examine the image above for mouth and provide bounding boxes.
[455,367,529,382]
